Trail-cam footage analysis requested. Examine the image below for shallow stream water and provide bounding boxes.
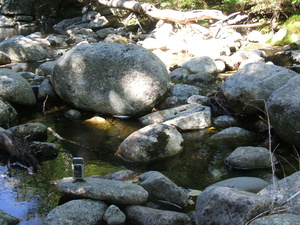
[0,28,299,224]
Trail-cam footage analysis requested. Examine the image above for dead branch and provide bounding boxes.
[0,131,39,170]
[97,0,226,24]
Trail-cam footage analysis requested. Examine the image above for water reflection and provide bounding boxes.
[0,26,39,41]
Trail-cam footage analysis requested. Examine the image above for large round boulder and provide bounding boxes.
[222,62,298,114]
[267,75,300,148]
[51,42,170,116]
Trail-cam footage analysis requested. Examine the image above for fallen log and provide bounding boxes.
[0,131,39,171]
[97,0,226,24]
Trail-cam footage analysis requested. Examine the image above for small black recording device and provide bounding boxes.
[72,157,85,182]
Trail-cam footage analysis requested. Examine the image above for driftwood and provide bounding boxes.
[0,131,39,171]
[97,0,226,24]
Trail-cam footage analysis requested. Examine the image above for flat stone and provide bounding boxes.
[56,177,148,205]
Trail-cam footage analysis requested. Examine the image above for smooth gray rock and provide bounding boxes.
[222,62,298,114]
[103,205,126,225]
[51,42,169,116]
[0,15,17,28]
[210,127,258,148]
[0,209,20,225]
[36,60,57,76]
[38,78,59,102]
[0,68,37,105]
[166,84,200,106]
[226,146,277,169]
[259,171,300,215]
[267,74,300,148]
[139,171,188,207]
[139,103,210,129]
[249,213,300,225]
[0,99,18,128]
[8,122,47,142]
[116,123,184,163]
[56,177,149,205]
[213,115,239,128]
[126,205,190,225]
[64,109,82,120]
[194,186,272,225]
[209,177,269,193]
[0,35,48,62]
[44,199,107,225]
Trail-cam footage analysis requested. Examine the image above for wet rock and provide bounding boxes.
[222,62,298,114]
[139,104,211,130]
[0,99,18,129]
[210,127,258,148]
[226,146,277,169]
[0,68,37,105]
[139,171,188,208]
[209,177,269,193]
[44,199,107,225]
[181,56,218,82]
[0,35,48,62]
[103,205,126,225]
[267,74,300,148]
[28,141,59,160]
[8,122,47,142]
[213,115,239,128]
[56,177,149,205]
[194,186,272,225]
[51,42,169,116]
[0,209,20,225]
[259,171,300,215]
[0,51,11,65]
[116,123,183,163]
[267,50,300,73]
[64,109,82,120]
[126,205,190,225]
[249,213,300,225]
[38,78,59,102]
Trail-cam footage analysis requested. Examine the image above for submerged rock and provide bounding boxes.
[56,177,148,205]
[51,42,170,116]
[0,209,20,225]
[194,186,272,225]
[139,171,188,208]
[126,205,190,225]
[44,199,107,225]
[116,123,184,163]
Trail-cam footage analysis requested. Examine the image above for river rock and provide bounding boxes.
[267,50,300,72]
[116,123,184,162]
[56,177,149,205]
[194,186,272,225]
[125,205,190,225]
[181,56,218,82]
[28,141,59,160]
[36,60,57,76]
[0,99,18,128]
[139,171,188,208]
[0,209,20,225]
[267,74,300,148]
[64,109,82,120]
[103,205,126,225]
[226,146,277,169]
[210,127,258,148]
[258,171,300,215]
[51,42,169,116]
[37,78,59,102]
[0,51,11,64]
[139,103,211,130]
[169,67,189,81]
[222,62,298,114]
[250,213,300,225]
[44,199,107,225]
[213,115,239,128]
[8,122,47,141]
[0,15,17,27]
[0,68,37,105]
[0,35,48,62]
[209,177,269,193]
